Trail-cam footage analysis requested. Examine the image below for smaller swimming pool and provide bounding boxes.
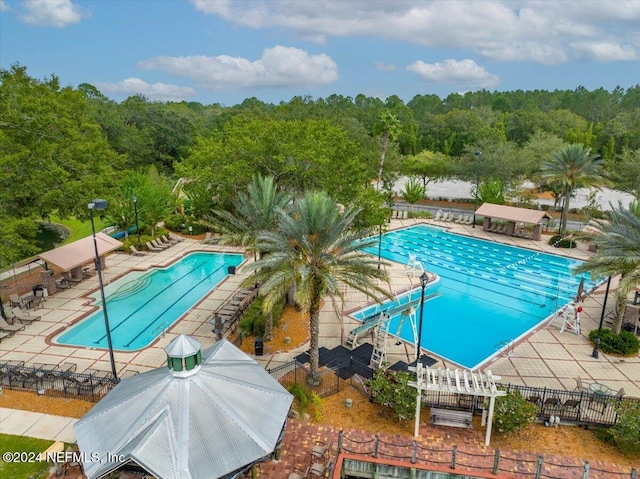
[56,252,243,351]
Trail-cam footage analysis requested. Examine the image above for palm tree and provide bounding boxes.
[401,177,426,213]
[575,202,640,333]
[208,174,292,340]
[374,110,400,190]
[248,191,390,384]
[538,143,606,235]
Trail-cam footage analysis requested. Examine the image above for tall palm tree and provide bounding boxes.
[208,174,292,340]
[575,202,640,333]
[374,110,400,190]
[538,143,606,235]
[248,191,390,384]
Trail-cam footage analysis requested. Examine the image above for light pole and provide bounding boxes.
[89,199,118,380]
[472,151,482,228]
[132,195,141,250]
[592,275,612,359]
[416,271,429,362]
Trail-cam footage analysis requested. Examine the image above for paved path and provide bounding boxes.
[0,407,77,443]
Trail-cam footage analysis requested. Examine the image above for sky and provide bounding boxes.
[1,0,639,106]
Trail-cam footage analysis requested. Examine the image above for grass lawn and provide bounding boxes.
[49,215,108,244]
[0,434,56,479]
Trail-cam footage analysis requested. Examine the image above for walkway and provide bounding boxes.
[0,407,77,443]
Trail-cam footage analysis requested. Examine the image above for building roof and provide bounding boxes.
[475,203,553,225]
[165,335,201,358]
[74,338,293,479]
[38,233,123,271]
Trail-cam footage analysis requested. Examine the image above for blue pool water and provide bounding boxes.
[357,224,598,369]
[57,252,243,351]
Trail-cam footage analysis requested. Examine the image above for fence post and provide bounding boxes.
[535,456,543,479]
[411,440,417,464]
[374,435,379,458]
[582,461,589,479]
[493,450,500,475]
[450,445,457,469]
[338,430,343,453]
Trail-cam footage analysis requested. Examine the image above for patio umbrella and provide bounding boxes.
[576,277,585,302]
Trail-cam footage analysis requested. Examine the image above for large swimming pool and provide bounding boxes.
[357,224,597,369]
[56,252,243,351]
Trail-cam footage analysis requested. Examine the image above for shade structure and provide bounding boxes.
[474,203,552,225]
[74,337,293,479]
[38,232,122,272]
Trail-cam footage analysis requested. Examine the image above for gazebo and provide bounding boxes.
[74,336,293,479]
[38,232,122,280]
[474,203,553,240]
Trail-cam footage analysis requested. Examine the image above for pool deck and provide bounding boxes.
[1,221,639,399]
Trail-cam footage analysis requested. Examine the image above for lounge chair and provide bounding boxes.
[463,215,473,225]
[161,234,178,245]
[0,330,13,342]
[454,214,464,223]
[129,245,146,256]
[433,209,443,221]
[146,241,163,252]
[0,316,25,333]
[9,294,24,309]
[202,232,220,244]
[10,307,41,325]
[62,272,82,285]
[55,278,70,290]
[151,238,170,250]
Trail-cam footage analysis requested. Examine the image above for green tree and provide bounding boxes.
[477,180,506,205]
[493,388,537,433]
[374,110,401,190]
[575,203,640,333]
[609,148,640,200]
[402,150,454,188]
[207,174,293,340]
[538,144,606,235]
[248,191,390,383]
[401,178,426,212]
[136,166,173,236]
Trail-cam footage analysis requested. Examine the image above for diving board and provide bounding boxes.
[346,312,390,349]
[409,364,506,446]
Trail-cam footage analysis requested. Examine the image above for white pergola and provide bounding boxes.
[409,363,507,446]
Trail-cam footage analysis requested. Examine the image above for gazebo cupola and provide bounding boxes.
[165,334,203,378]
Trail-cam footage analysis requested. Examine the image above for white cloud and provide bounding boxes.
[407,59,500,89]
[138,46,338,91]
[19,0,85,27]
[93,78,195,102]
[190,0,640,65]
[571,41,638,62]
[0,1,11,12]
[375,62,396,72]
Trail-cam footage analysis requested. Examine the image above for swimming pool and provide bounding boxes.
[357,224,597,369]
[56,252,243,351]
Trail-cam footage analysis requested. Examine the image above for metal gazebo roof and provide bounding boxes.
[74,337,293,479]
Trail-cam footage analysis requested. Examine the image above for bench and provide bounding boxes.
[430,407,473,428]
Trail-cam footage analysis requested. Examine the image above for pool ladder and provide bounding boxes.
[495,339,514,357]
[153,322,169,338]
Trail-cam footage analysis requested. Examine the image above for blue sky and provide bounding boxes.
[1,0,639,106]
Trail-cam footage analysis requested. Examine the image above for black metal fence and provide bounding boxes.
[0,362,117,402]
[268,358,638,428]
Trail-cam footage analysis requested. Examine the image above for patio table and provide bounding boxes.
[589,382,612,396]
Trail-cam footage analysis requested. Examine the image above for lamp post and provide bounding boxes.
[89,199,118,380]
[416,271,429,362]
[132,195,141,250]
[377,223,383,270]
[472,151,482,228]
[592,275,612,359]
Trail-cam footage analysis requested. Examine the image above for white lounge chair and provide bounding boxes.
[151,238,170,250]
[129,245,146,256]
[146,241,163,252]
[434,209,443,221]
[0,316,25,333]
[10,307,41,325]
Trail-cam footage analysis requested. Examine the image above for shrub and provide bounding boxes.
[610,400,640,456]
[493,388,537,433]
[367,369,416,422]
[408,210,433,219]
[164,214,207,235]
[287,383,323,420]
[588,328,640,356]
[548,234,577,248]
[238,299,265,337]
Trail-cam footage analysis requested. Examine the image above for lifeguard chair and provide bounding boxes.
[559,304,581,335]
[405,254,424,279]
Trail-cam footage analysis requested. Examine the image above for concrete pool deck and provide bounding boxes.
[1,221,639,399]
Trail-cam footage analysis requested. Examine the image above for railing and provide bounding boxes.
[0,362,117,402]
[337,431,638,479]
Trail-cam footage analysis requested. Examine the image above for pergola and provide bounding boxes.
[38,233,122,279]
[475,203,553,240]
[409,363,506,446]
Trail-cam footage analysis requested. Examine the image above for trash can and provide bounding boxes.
[254,337,264,356]
[227,265,236,275]
[32,284,44,296]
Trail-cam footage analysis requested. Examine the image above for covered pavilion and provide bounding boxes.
[38,232,122,280]
[475,203,553,240]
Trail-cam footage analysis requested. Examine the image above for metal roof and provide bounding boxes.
[74,337,293,479]
[38,233,123,271]
[165,335,201,358]
[475,203,553,225]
